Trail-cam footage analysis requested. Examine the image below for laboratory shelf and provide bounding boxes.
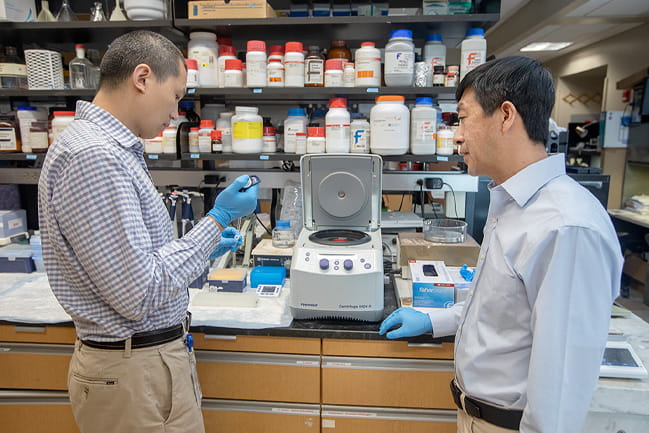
[0,20,184,45]
[0,89,96,98]
[0,153,46,162]
[180,152,463,163]
[173,14,500,45]
[144,153,179,161]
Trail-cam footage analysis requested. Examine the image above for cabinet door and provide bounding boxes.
[0,390,80,433]
[322,356,455,409]
[196,351,320,403]
[203,399,320,433]
[193,333,320,354]
[0,343,72,390]
[0,325,76,344]
[323,338,454,359]
[321,405,457,433]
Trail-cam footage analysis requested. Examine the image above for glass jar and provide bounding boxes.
[304,45,325,87]
[327,40,352,61]
[272,220,295,248]
[0,47,28,89]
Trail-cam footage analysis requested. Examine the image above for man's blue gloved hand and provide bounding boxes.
[207,175,259,227]
[209,227,242,261]
[378,307,433,339]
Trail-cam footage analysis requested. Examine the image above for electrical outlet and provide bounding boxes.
[425,177,443,189]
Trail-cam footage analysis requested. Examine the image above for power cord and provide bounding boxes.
[254,213,273,236]
[443,182,459,219]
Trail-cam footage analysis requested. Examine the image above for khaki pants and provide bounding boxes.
[457,409,519,433]
[68,337,205,433]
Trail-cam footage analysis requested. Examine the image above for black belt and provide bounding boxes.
[450,379,523,431]
[81,323,185,350]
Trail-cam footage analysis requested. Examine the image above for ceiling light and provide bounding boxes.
[519,42,573,52]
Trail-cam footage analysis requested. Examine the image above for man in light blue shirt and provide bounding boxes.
[380,56,623,432]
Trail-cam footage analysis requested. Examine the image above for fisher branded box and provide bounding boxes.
[188,0,275,19]
[409,260,455,308]
[0,0,36,21]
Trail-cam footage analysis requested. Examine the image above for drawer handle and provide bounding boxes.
[407,343,442,348]
[204,335,237,341]
[13,326,46,333]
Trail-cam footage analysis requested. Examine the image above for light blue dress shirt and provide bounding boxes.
[38,101,221,341]
[430,154,623,433]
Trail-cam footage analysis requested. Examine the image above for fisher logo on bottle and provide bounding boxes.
[466,52,483,67]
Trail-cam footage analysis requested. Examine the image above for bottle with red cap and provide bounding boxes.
[354,42,381,87]
[306,126,325,153]
[267,58,284,87]
[325,97,350,153]
[262,117,277,152]
[246,40,267,88]
[324,59,344,87]
[198,119,215,153]
[217,45,237,88]
[210,129,222,153]
[185,58,199,88]
[268,45,285,63]
[284,41,305,87]
[223,59,243,88]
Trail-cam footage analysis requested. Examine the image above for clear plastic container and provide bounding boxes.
[69,44,93,89]
[272,220,296,248]
[370,95,409,155]
[188,32,219,87]
[423,218,467,243]
[384,29,415,86]
[231,106,263,154]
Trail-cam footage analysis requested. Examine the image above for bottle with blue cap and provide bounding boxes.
[272,220,296,248]
[384,29,415,87]
[283,108,309,153]
[424,33,447,68]
[410,97,438,155]
[460,28,487,81]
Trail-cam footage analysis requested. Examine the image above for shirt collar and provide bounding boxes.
[75,100,143,153]
[489,154,566,208]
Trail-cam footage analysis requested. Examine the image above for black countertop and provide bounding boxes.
[1,279,453,344]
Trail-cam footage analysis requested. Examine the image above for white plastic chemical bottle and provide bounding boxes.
[246,40,267,88]
[217,112,234,153]
[223,59,243,88]
[284,41,305,87]
[198,120,214,153]
[410,97,437,155]
[354,42,381,87]
[324,59,344,87]
[283,108,309,153]
[370,95,409,155]
[460,28,486,81]
[231,106,263,154]
[217,45,237,88]
[423,33,446,68]
[267,58,284,87]
[325,97,351,153]
[188,32,219,87]
[384,29,415,86]
[343,62,355,87]
[436,125,455,156]
[350,116,370,153]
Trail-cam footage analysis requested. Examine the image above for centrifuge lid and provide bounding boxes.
[300,154,382,231]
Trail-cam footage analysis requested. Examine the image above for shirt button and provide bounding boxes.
[491,218,497,223]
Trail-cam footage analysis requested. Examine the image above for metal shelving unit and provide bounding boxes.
[180,152,463,163]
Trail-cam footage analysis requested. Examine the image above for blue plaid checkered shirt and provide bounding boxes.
[38,100,220,341]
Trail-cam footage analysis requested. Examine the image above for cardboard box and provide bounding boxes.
[398,231,480,267]
[188,1,275,19]
[409,260,454,308]
[0,210,27,239]
[208,268,248,292]
[0,0,36,22]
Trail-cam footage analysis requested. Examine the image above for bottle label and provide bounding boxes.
[267,67,284,84]
[212,140,223,152]
[385,51,414,75]
[355,58,381,79]
[305,59,324,85]
[350,128,370,153]
[0,63,27,77]
[464,51,484,68]
[413,121,436,141]
[372,118,403,134]
[0,127,18,151]
[224,72,243,87]
[233,121,262,139]
[246,60,267,87]
[198,132,212,152]
[325,124,350,141]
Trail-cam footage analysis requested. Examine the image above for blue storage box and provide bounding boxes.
[250,266,286,288]
[0,210,27,239]
[0,244,34,273]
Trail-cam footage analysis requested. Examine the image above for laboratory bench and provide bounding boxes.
[1,273,648,433]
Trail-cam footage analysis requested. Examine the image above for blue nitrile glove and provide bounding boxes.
[207,175,259,227]
[379,307,433,339]
[209,227,242,260]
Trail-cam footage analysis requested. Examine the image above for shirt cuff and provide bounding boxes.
[182,217,222,259]
[428,307,459,338]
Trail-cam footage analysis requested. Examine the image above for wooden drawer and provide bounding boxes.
[203,399,320,433]
[322,356,455,409]
[0,324,76,344]
[196,351,320,403]
[0,390,79,433]
[321,405,457,433]
[323,338,453,359]
[0,343,72,390]
[193,333,320,354]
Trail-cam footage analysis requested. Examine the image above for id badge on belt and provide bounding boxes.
[183,313,202,405]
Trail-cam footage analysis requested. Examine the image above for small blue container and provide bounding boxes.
[250,266,286,288]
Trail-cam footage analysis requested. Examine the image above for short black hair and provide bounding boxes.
[456,56,555,144]
[99,30,186,90]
